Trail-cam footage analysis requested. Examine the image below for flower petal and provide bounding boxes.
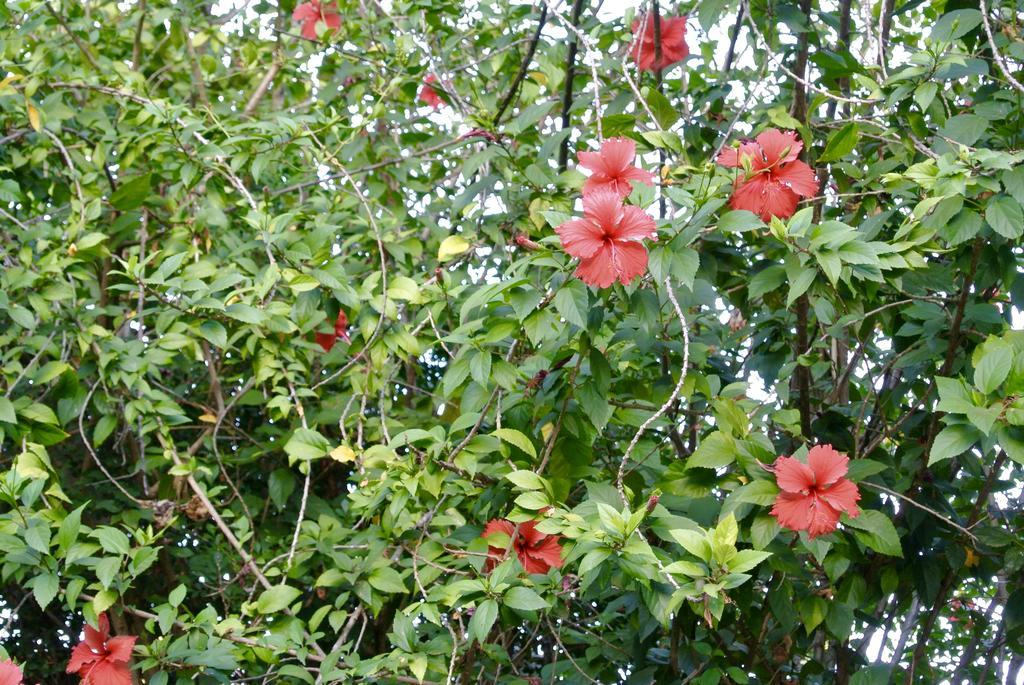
[807,444,849,487]
[598,137,637,175]
[582,175,621,198]
[515,519,543,546]
[482,519,515,541]
[576,150,605,174]
[316,332,336,353]
[105,636,138,664]
[610,241,650,286]
[67,642,99,675]
[574,246,617,289]
[82,659,133,685]
[716,141,762,168]
[85,614,110,650]
[611,205,658,242]
[770,491,814,532]
[817,478,861,518]
[621,165,656,188]
[805,496,843,539]
[555,218,604,260]
[581,189,625,229]
[525,536,564,570]
[731,176,800,222]
[756,128,802,165]
[774,160,819,198]
[773,456,815,493]
[0,660,23,685]
[292,2,319,22]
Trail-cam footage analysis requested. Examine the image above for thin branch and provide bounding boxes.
[493,4,549,124]
[860,481,977,542]
[557,0,586,171]
[979,0,1024,95]
[79,383,144,505]
[617,278,690,505]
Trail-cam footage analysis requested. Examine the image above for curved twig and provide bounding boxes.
[617,278,690,505]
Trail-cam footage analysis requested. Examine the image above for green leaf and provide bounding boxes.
[713,513,739,548]
[505,470,547,491]
[30,572,59,609]
[800,595,827,634]
[224,303,267,325]
[92,589,117,614]
[93,526,131,556]
[645,89,679,129]
[468,599,499,644]
[438,235,471,261]
[729,549,772,574]
[929,424,981,465]
[20,403,59,425]
[109,173,152,210]
[93,414,117,447]
[986,195,1024,239]
[718,210,764,233]
[503,586,549,611]
[975,340,1014,394]
[492,428,537,459]
[553,280,589,328]
[169,584,187,608]
[687,431,736,469]
[284,428,331,461]
[0,397,15,423]
[844,510,903,557]
[818,123,859,162]
[199,320,228,348]
[56,503,85,553]
[368,566,407,594]
[669,528,711,562]
[255,585,301,614]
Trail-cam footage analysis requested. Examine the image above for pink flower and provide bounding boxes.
[316,309,351,352]
[770,445,861,539]
[292,1,340,41]
[716,128,819,222]
[67,613,138,685]
[0,660,23,685]
[577,137,655,198]
[419,74,443,109]
[555,190,657,288]
[630,13,689,72]
[482,519,564,574]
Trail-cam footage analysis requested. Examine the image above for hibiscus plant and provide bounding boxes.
[0,0,1023,683]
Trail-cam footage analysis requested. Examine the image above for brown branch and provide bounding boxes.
[243,58,283,116]
[722,3,745,76]
[132,0,146,70]
[903,451,1008,682]
[493,4,549,124]
[557,0,586,171]
[44,2,100,70]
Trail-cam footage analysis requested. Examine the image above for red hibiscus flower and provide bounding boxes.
[577,137,655,198]
[0,660,23,685]
[316,309,351,352]
[770,444,861,539]
[66,613,138,685]
[482,518,564,574]
[292,0,340,41]
[419,74,444,109]
[555,189,657,288]
[630,13,690,72]
[716,128,819,222]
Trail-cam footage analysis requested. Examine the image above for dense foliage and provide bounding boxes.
[1,0,1023,682]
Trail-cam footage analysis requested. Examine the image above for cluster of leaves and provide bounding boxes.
[1,0,1023,683]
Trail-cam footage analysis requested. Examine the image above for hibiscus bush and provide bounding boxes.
[2,0,1024,682]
